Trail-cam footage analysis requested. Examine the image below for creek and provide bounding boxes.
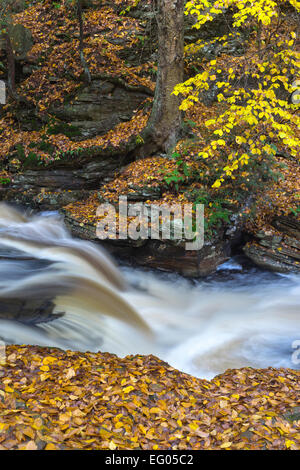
[0,204,298,379]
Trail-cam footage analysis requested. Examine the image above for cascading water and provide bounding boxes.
[0,203,299,379]
[0,204,152,356]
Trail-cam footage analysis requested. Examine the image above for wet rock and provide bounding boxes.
[33,190,90,209]
[243,215,300,273]
[11,170,88,191]
[113,238,231,278]
[126,184,161,201]
[272,215,300,240]
[0,298,62,324]
[9,155,124,192]
[63,212,231,278]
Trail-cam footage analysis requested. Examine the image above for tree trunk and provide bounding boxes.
[4,31,31,105]
[5,31,16,96]
[77,0,92,85]
[140,0,185,155]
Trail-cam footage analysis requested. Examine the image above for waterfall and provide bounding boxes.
[0,203,299,379]
[0,203,153,356]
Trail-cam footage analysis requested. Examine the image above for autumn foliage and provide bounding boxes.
[0,0,299,451]
[175,0,300,188]
[1,345,300,450]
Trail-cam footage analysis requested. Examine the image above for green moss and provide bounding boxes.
[46,122,82,138]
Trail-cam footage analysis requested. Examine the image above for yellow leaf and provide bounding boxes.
[219,399,228,409]
[212,180,221,188]
[65,368,76,380]
[189,422,199,431]
[23,427,35,439]
[69,395,78,400]
[138,424,147,434]
[32,418,43,430]
[149,407,162,414]
[220,442,232,449]
[115,421,124,429]
[123,386,134,394]
[59,413,70,424]
[40,374,50,382]
[286,439,295,449]
[109,441,117,450]
[45,443,57,450]
[43,356,57,365]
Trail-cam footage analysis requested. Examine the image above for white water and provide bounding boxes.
[0,203,299,379]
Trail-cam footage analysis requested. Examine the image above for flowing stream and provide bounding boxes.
[0,203,299,379]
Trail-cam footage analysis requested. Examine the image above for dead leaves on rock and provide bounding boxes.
[0,345,300,450]
[0,0,154,164]
[246,157,300,235]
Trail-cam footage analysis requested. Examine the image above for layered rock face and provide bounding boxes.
[244,216,300,273]
[50,80,150,140]
[9,157,129,192]
[62,208,241,278]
